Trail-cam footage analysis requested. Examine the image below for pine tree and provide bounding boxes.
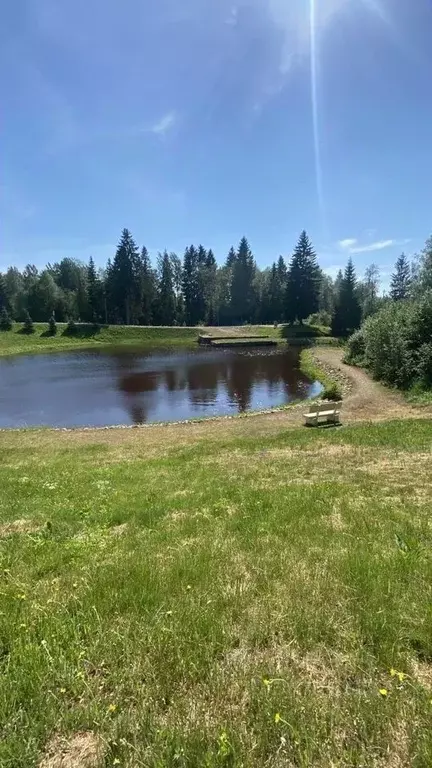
[0,306,12,331]
[418,236,432,292]
[0,273,10,313]
[285,231,320,324]
[110,229,141,324]
[22,310,34,334]
[182,246,200,325]
[390,253,411,301]
[158,251,176,325]
[230,237,255,324]
[331,259,362,336]
[48,313,57,336]
[275,256,287,321]
[87,256,101,322]
[226,247,236,269]
[196,245,208,322]
[139,247,156,325]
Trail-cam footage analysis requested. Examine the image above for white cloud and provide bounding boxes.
[338,237,411,255]
[225,6,238,26]
[349,239,396,254]
[338,238,358,250]
[151,112,177,136]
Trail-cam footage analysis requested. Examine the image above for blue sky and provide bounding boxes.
[1,0,432,287]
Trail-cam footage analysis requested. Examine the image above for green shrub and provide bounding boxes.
[0,307,12,331]
[308,311,331,328]
[48,314,57,336]
[345,328,366,364]
[352,290,432,390]
[417,343,432,386]
[22,310,34,334]
[322,382,342,401]
[65,318,77,335]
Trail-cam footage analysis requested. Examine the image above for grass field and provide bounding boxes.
[1,418,431,767]
[0,323,334,358]
[0,325,202,358]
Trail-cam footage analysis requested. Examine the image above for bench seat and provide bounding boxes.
[304,402,341,426]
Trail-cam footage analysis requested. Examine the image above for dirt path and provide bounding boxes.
[312,347,427,423]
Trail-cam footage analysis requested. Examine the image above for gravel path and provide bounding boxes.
[313,347,427,423]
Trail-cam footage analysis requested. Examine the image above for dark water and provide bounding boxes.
[0,347,322,428]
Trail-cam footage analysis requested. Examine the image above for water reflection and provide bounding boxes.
[0,347,322,428]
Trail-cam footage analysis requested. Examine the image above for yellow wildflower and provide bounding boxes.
[59,688,66,694]
[379,688,388,697]
[274,712,281,723]
[390,668,405,682]
[108,703,117,713]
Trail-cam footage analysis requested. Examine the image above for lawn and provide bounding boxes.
[0,323,334,358]
[0,325,202,358]
[1,418,431,767]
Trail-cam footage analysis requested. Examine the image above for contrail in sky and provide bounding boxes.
[309,0,326,234]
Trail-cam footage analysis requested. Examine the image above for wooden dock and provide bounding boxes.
[198,334,277,348]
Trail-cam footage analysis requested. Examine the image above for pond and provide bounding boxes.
[0,347,322,428]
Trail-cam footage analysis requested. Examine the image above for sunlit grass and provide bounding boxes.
[0,325,202,357]
[1,419,431,766]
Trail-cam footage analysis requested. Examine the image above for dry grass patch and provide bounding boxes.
[375,721,410,768]
[0,518,41,538]
[39,731,104,768]
[411,659,432,691]
[323,507,348,531]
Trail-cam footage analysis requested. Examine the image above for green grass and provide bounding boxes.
[1,418,432,766]
[0,325,203,357]
[300,348,343,400]
[0,324,339,359]
[404,382,432,406]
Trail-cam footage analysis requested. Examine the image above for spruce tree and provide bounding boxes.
[158,251,176,325]
[87,256,101,322]
[110,229,141,324]
[139,247,156,325]
[230,237,255,324]
[390,253,411,301]
[182,246,200,325]
[285,231,320,324]
[48,313,57,336]
[0,274,9,313]
[0,307,12,331]
[22,310,34,334]
[331,259,362,336]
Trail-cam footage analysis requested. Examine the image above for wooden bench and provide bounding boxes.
[304,401,341,427]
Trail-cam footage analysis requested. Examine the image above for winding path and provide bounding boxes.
[312,347,428,423]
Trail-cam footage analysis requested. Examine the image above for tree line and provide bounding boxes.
[346,236,432,391]
[0,228,426,335]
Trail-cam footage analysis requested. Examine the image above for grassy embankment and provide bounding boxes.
[0,325,202,358]
[300,348,343,401]
[1,418,431,766]
[0,323,338,359]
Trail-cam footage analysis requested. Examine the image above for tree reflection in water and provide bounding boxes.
[113,347,317,425]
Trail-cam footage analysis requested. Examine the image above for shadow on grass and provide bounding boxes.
[40,329,57,338]
[62,323,104,339]
[281,323,328,339]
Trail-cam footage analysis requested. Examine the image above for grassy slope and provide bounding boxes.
[1,420,432,767]
[0,323,334,358]
[0,325,202,357]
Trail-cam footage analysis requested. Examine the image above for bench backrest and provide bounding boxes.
[316,401,340,413]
